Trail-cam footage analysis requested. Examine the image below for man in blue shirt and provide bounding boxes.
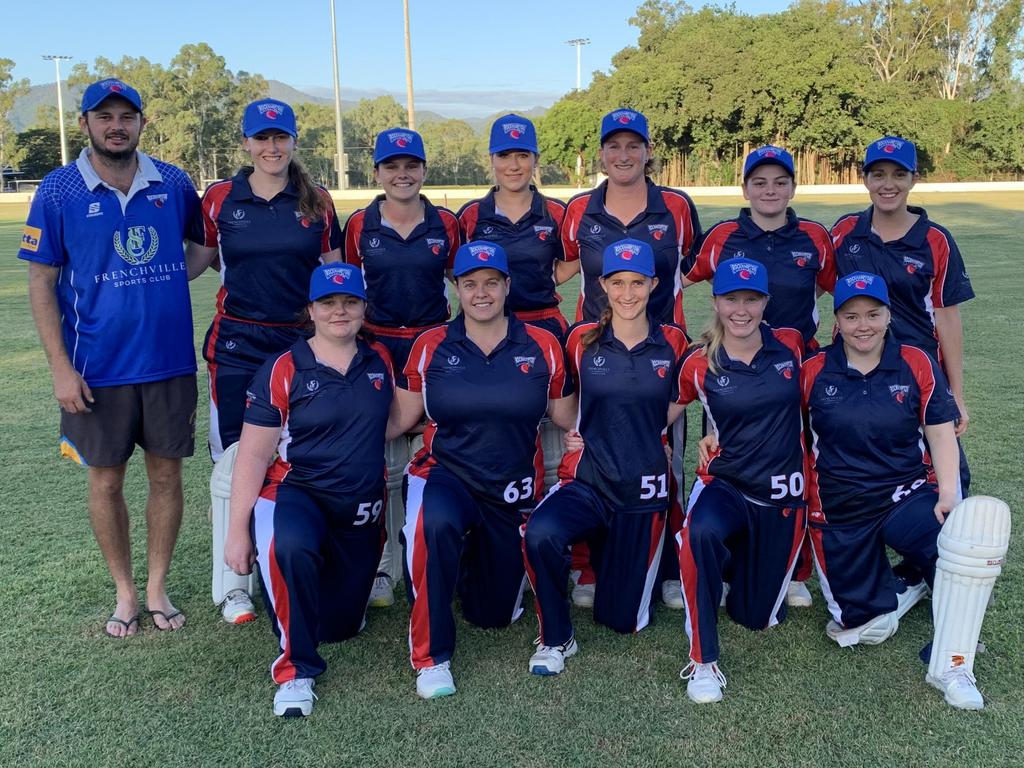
[19,79,203,637]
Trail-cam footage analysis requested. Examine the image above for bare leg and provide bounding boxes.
[88,464,138,637]
[143,452,186,629]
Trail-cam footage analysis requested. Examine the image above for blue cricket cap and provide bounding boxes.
[602,238,655,277]
[242,100,297,138]
[833,271,890,311]
[374,128,426,164]
[600,109,650,144]
[863,136,917,173]
[713,257,770,296]
[309,264,367,302]
[489,113,538,154]
[453,241,510,277]
[81,79,143,114]
[743,145,795,179]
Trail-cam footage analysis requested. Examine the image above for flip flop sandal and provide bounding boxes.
[145,609,185,631]
[105,614,140,638]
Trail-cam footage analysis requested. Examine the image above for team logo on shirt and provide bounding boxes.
[848,243,861,254]
[367,372,385,391]
[232,209,246,220]
[447,355,461,366]
[889,384,910,403]
[388,131,415,148]
[825,385,838,397]
[483,225,495,235]
[774,360,795,379]
[903,256,924,275]
[245,389,256,409]
[294,211,311,228]
[225,340,237,351]
[650,359,671,378]
[647,224,667,241]
[147,193,167,208]
[21,226,42,252]
[427,238,446,255]
[306,380,320,392]
[791,251,812,267]
[589,224,602,235]
[113,225,159,266]
[593,355,606,367]
[534,225,553,241]
[369,237,380,248]
[503,122,528,139]
[515,355,536,373]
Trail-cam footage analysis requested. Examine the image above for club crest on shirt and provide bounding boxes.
[483,225,494,235]
[367,372,385,391]
[306,379,320,393]
[225,340,237,351]
[903,256,924,275]
[774,360,795,379]
[245,389,256,409]
[593,355,606,367]
[825,385,838,397]
[589,224,602,235]
[113,225,159,266]
[427,238,446,255]
[515,355,536,373]
[447,355,461,366]
[647,224,668,241]
[791,251,812,267]
[889,384,910,403]
[650,358,671,378]
[293,211,311,228]
[232,209,245,220]
[848,243,861,254]
[534,225,553,241]
[714,374,737,395]
[147,193,167,208]
[588,354,609,375]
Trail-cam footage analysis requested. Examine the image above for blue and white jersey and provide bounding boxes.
[18,149,203,387]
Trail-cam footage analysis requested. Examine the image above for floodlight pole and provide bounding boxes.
[565,39,590,92]
[329,0,347,189]
[43,55,73,166]
[403,0,416,129]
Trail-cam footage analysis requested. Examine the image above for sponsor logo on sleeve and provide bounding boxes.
[21,225,42,252]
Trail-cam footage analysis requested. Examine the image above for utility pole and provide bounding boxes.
[403,0,416,129]
[329,0,347,189]
[42,55,73,166]
[565,39,590,92]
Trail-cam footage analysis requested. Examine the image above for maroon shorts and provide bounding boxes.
[59,374,198,467]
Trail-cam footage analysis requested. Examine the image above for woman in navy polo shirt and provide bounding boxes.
[188,99,343,626]
[523,239,689,678]
[673,258,807,704]
[343,128,460,609]
[683,145,835,608]
[801,273,967,702]
[224,264,401,718]
[388,241,575,700]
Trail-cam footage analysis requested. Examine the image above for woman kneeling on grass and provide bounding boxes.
[224,264,408,717]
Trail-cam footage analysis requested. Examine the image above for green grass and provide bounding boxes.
[1,192,1022,768]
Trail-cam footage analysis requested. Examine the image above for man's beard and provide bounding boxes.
[90,134,136,163]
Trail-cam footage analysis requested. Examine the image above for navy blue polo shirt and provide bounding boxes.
[458,187,566,312]
[343,194,459,329]
[562,179,701,327]
[404,314,570,506]
[801,335,959,524]
[562,318,689,511]
[198,170,342,324]
[244,337,395,498]
[678,324,806,505]
[830,206,974,359]
[684,208,834,346]
[18,149,202,387]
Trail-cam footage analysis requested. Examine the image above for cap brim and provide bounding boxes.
[744,158,794,179]
[601,128,649,144]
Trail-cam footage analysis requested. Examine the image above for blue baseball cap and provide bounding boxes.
[242,100,297,138]
[489,113,538,154]
[602,238,655,277]
[743,145,795,179]
[374,128,426,164]
[863,136,917,173]
[453,241,510,277]
[81,79,143,114]
[309,264,367,302]
[833,272,890,311]
[600,109,650,144]
[712,257,770,296]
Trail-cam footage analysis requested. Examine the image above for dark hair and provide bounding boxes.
[240,157,327,222]
[581,306,612,349]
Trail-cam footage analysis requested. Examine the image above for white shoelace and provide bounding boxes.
[679,661,727,688]
[281,679,318,700]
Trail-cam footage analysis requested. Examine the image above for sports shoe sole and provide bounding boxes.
[225,611,257,625]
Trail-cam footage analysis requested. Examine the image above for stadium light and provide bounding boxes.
[329,0,347,190]
[565,39,590,92]
[42,55,73,166]
[403,0,416,129]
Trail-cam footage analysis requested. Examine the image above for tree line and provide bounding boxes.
[2,1,1022,189]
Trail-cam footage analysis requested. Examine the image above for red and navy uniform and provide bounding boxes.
[458,187,569,339]
[401,314,569,669]
[674,324,807,664]
[802,336,959,628]
[343,194,459,385]
[828,207,973,362]
[684,208,834,349]
[243,337,395,683]
[562,179,701,327]
[523,319,688,647]
[198,170,342,459]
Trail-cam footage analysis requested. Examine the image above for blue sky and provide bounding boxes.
[9,0,789,116]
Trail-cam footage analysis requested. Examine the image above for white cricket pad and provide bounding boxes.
[210,442,256,604]
[380,437,412,582]
[539,419,564,493]
[928,495,1011,681]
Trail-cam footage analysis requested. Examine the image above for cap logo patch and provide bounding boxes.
[503,123,527,139]
[100,79,125,93]
[324,266,352,284]
[877,138,904,152]
[612,110,637,124]
[469,244,496,262]
[614,243,641,260]
[256,102,285,119]
[388,131,415,147]
[730,261,758,279]
[845,273,874,289]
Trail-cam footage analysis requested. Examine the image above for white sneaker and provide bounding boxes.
[661,580,685,610]
[368,574,395,608]
[571,582,595,608]
[416,661,456,699]
[221,589,256,624]
[273,678,317,717]
[926,666,985,710]
[680,661,726,704]
[786,580,813,608]
[529,636,579,676]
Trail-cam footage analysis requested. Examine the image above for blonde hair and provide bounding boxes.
[692,313,726,375]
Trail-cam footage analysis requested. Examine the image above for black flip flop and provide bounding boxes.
[105,614,140,638]
[145,608,185,631]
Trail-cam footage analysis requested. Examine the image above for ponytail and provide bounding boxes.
[581,306,613,349]
[289,158,328,222]
[692,313,726,375]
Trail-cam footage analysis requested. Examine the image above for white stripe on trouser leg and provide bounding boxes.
[929,496,1011,679]
[208,369,225,461]
[381,436,411,580]
[635,514,666,632]
[210,442,254,603]
[253,495,285,649]
[402,471,427,660]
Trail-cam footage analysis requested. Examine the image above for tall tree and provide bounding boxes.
[0,59,30,186]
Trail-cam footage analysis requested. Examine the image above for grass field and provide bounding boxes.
[1,192,1021,768]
